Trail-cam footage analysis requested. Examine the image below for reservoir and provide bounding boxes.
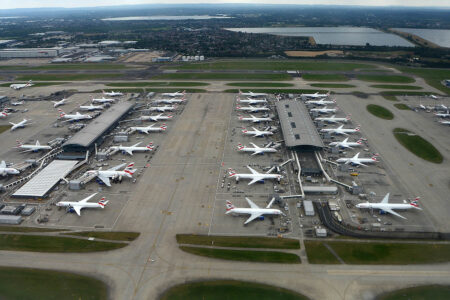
[393,28,450,48]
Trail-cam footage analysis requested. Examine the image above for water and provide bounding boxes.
[102,15,232,21]
[393,28,450,48]
[226,27,415,47]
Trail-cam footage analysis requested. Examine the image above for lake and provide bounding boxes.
[393,28,450,48]
[226,27,414,47]
[102,15,232,21]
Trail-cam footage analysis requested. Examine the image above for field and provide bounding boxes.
[367,104,394,120]
[398,67,450,95]
[152,73,292,81]
[176,234,300,249]
[16,74,122,81]
[179,246,301,263]
[105,81,209,87]
[0,82,68,87]
[302,74,349,81]
[393,128,443,163]
[29,63,130,70]
[0,125,12,134]
[0,266,108,300]
[0,226,67,233]
[357,74,415,83]
[226,82,294,87]
[370,84,422,90]
[377,285,450,300]
[394,103,411,110]
[310,83,355,88]
[304,241,341,264]
[160,280,310,300]
[64,231,140,242]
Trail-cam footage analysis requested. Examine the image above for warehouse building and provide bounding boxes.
[0,48,61,58]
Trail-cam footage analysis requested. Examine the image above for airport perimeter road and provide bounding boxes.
[1,94,450,300]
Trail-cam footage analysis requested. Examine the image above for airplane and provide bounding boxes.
[310,106,337,114]
[438,120,450,125]
[238,114,272,123]
[91,96,115,104]
[109,142,154,155]
[329,138,363,149]
[301,91,330,99]
[10,80,33,90]
[314,114,350,123]
[79,104,104,111]
[58,110,92,122]
[430,94,439,99]
[241,127,273,137]
[237,143,277,155]
[15,140,52,152]
[86,162,137,187]
[10,119,31,131]
[161,90,185,97]
[56,193,109,216]
[0,160,19,176]
[238,90,268,98]
[435,112,450,118]
[236,105,270,113]
[356,193,422,219]
[148,105,176,112]
[129,123,167,134]
[137,114,173,122]
[228,166,283,185]
[102,90,123,97]
[11,101,24,106]
[52,98,69,108]
[237,97,267,105]
[305,98,336,106]
[336,152,378,167]
[320,124,360,135]
[153,98,185,104]
[439,104,448,111]
[0,110,9,118]
[226,197,285,225]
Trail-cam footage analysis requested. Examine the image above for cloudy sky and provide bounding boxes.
[1,0,448,9]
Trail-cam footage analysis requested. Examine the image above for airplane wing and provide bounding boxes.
[251,150,263,156]
[250,142,259,148]
[244,213,263,225]
[108,163,126,171]
[73,206,82,216]
[0,161,5,168]
[381,193,390,204]
[384,208,406,219]
[79,193,98,203]
[245,197,260,209]
[248,178,260,186]
[125,149,134,156]
[267,197,276,208]
[97,174,111,187]
[246,166,259,175]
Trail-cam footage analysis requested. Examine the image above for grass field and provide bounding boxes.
[224,88,329,94]
[0,266,108,300]
[394,103,411,110]
[398,67,450,95]
[352,91,370,98]
[17,74,122,81]
[381,90,436,97]
[152,73,292,81]
[0,234,128,252]
[29,63,130,70]
[64,231,140,242]
[176,234,300,249]
[105,81,209,87]
[393,128,443,163]
[179,246,301,263]
[370,84,422,90]
[171,60,376,71]
[160,280,310,300]
[226,82,294,87]
[0,226,67,233]
[367,104,394,120]
[302,74,349,81]
[304,241,341,264]
[0,82,68,87]
[0,125,12,134]
[310,83,355,88]
[95,88,206,93]
[377,285,450,300]
[357,74,415,83]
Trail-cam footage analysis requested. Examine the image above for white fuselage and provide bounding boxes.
[110,145,152,154]
[239,91,267,98]
[315,116,349,123]
[92,97,114,104]
[56,201,103,209]
[60,113,92,121]
[302,93,329,99]
[79,105,104,111]
[103,91,123,97]
[435,113,450,118]
[0,166,19,176]
[237,99,267,105]
[239,116,272,123]
[238,145,277,155]
[230,173,282,184]
[10,119,29,131]
[242,129,273,137]
[336,157,376,165]
[140,115,173,122]
[321,127,359,135]
[89,169,132,179]
[236,106,270,113]
[153,99,184,104]
[53,99,67,108]
[356,202,419,211]
[148,106,175,112]
[310,107,336,114]
[227,207,282,217]
[18,144,52,152]
[306,99,335,106]
[329,140,361,149]
[130,125,166,134]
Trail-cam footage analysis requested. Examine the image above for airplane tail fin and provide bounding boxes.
[147,142,154,150]
[16,140,22,147]
[227,168,236,177]
[237,143,244,150]
[241,128,247,133]
[357,138,363,145]
[160,124,167,130]
[238,89,242,95]
[326,91,330,96]
[410,198,420,208]
[371,154,379,162]
[98,198,109,208]
[226,200,235,211]
[58,109,66,117]
[124,163,137,176]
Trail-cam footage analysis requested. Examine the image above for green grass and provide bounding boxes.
[224,88,329,94]
[393,128,443,163]
[160,280,310,300]
[0,226,67,233]
[304,241,341,264]
[153,73,292,81]
[16,74,122,81]
[352,91,370,98]
[394,103,411,110]
[29,63,130,70]
[381,90,438,97]
[367,104,394,120]
[370,84,422,90]
[105,81,209,87]
[0,82,69,87]
[0,125,12,134]
[310,83,355,88]
[171,60,376,71]
[94,88,206,93]
[176,234,300,249]
[0,234,128,253]
[226,82,294,87]
[179,246,301,263]
[398,66,450,95]
[64,231,140,242]
[302,74,349,81]
[377,285,450,300]
[357,74,415,83]
[0,266,108,300]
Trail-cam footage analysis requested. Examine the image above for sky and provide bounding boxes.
[1,0,448,9]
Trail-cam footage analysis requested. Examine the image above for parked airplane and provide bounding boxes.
[356,193,421,219]
[52,98,69,108]
[301,91,330,99]
[79,104,104,111]
[226,197,284,225]
[102,90,123,97]
[148,105,176,112]
[228,166,283,185]
[0,160,19,176]
[109,142,154,155]
[10,119,31,131]
[329,138,363,149]
[153,98,185,104]
[315,114,350,123]
[238,90,268,97]
[236,105,270,113]
[161,90,185,97]
[310,106,337,114]
[91,96,114,104]
[86,162,137,187]
[129,123,167,134]
[56,193,109,216]
[0,110,9,118]
[16,140,52,152]
[439,104,448,111]
[305,98,336,106]
[10,80,33,90]
[241,127,273,137]
[237,143,277,155]
[237,97,267,105]
[11,101,24,106]
[336,152,378,167]
[435,112,450,118]
[238,114,272,123]
[132,114,173,122]
[320,124,360,135]
[438,120,450,125]
[430,94,439,99]
[58,110,92,122]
